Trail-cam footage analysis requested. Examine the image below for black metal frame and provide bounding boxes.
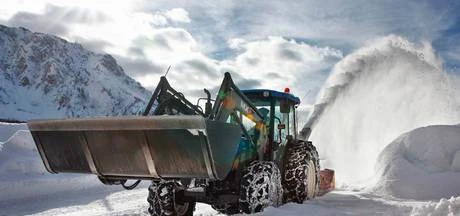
[143,76,205,117]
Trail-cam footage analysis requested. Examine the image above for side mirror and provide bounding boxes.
[280,100,291,113]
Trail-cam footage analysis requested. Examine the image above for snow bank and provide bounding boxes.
[307,36,460,187]
[0,123,105,202]
[0,122,27,142]
[374,125,460,200]
[411,196,460,216]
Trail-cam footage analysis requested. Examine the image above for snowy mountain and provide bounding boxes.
[0,25,151,121]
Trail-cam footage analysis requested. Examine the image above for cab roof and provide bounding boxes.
[241,89,301,105]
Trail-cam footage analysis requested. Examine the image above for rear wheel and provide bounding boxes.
[283,141,320,203]
[147,181,195,216]
[239,161,283,214]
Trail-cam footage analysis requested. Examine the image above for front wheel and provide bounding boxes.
[147,181,196,216]
[239,161,283,214]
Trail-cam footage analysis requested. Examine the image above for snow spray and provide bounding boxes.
[303,35,460,188]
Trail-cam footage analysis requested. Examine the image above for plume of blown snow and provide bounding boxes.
[304,35,460,188]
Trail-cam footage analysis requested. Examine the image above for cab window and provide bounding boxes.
[273,105,288,144]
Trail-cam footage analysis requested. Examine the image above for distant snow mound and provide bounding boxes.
[375,125,460,200]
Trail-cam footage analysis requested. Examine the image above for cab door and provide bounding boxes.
[273,100,296,162]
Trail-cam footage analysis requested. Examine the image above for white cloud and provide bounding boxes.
[164,8,191,23]
[125,0,457,54]
[131,35,343,106]
[130,12,167,27]
[227,38,246,50]
[134,8,191,27]
[227,37,342,100]
[139,36,342,104]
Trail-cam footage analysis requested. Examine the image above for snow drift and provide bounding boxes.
[411,196,460,216]
[375,125,460,200]
[307,35,460,187]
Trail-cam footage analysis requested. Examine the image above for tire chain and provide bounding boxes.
[240,161,283,213]
[283,141,320,203]
[147,181,176,216]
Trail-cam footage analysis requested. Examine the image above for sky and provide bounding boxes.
[1,0,460,107]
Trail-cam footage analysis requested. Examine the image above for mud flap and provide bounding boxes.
[28,116,241,180]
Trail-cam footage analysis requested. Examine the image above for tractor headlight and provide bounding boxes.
[263,91,269,97]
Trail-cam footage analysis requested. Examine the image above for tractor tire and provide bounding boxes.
[283,141,320,203]
[239,161,283,214]
[147,181,196,216]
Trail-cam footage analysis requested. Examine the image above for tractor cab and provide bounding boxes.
[241,89,300,161]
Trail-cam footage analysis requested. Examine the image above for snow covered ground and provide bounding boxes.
[1,122,460,216]
[0,184,458,216]
[0,188,419,215]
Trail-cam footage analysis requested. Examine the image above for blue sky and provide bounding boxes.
[1,0,459,104]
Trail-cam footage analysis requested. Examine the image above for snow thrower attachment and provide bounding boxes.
[28,72,333,215]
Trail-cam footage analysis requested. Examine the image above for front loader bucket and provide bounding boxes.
[27,116,241,180]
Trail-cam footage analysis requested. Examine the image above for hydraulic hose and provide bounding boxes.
[122,180,141,190]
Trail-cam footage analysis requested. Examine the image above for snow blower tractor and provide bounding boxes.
[27,72,334,215]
